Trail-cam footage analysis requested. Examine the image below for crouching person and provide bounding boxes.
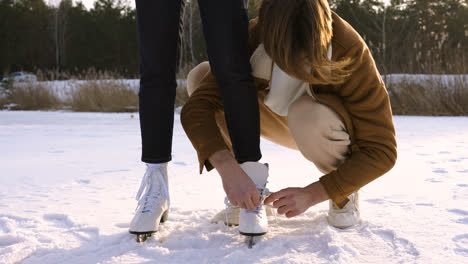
[181,0,397,229]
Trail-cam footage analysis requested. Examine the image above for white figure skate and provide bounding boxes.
[238,162,270,248]
[211,200,275,226]
[129,164,170,243]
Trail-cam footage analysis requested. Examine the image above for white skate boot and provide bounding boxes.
[238,162,269,248]
[129,164,169,242]
[327,191,360,229]
[211,199,275,226]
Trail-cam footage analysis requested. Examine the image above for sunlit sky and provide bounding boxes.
[76,0,392,10]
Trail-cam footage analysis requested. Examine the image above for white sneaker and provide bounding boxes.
[238,162,269,236]
[327,191,360,229]
[129,164,170,236]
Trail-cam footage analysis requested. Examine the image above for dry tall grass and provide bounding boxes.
[34,68,126,82]
[1,71,466,115]
[0,80,188,112]
[69,81,139,112]
[388,76,468,116]
[0,95,8,109]
[69,80,188,112]
[175,84,189,107]
[6,83,61,110]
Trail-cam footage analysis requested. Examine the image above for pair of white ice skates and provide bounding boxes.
[128,162,270,243]
[129,162,360,243]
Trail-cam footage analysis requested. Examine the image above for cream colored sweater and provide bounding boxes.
[250,44,332,116]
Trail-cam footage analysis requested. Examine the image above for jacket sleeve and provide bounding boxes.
[319,42,398,208]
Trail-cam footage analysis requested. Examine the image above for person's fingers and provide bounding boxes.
[285,210,300,218]
[251,189,260,207]
[264,188,290,205]
[228,197,237,207]
[263,192,279,205]
[272,197,290,209]
[277,204,295,215]
[239,201,248,209]
[244,196,255,210]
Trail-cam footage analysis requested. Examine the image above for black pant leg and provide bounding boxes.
[198,0,262,163]
[136,0,185,163]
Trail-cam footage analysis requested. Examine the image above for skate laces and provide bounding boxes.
[245,186,268,216]
[247,187,278,224]
[135,166,170,213]
[223,185,277,227]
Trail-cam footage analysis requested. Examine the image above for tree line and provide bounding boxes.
[0,0,466,78]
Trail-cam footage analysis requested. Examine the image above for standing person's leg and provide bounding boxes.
[136,0,185,164]
[198,0,262,164]
[130,0,185,243]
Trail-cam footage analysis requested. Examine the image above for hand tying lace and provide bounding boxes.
[223,185,276,226]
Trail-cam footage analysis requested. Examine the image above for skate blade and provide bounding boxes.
[135,233,152,243]
[245,236,263,249]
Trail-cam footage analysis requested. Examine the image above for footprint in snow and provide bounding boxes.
[452,234,468,256]
[364,198,385,204]
[115,223,130,229]
[426,178,442,183]
[415,203,434,207]
[432,168,448,174]
[43,213,75,228]
[0,235,24,247]
[360,223,420,260]
[173,161,187,166]
[75,179,90,184]
[416,153,431,156]
[447,209,468,216]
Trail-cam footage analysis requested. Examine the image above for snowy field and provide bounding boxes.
[0,111,467,264]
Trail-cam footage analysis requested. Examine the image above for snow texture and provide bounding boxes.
[0,111,467,264]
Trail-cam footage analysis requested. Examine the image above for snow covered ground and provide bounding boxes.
[0,111,467,264]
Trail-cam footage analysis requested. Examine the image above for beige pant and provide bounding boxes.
[187,62,351,174]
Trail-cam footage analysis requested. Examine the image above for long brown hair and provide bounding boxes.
[258,0,355,85]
